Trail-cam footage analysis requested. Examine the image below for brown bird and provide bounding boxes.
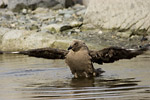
[19,40,149,78]
[65,40,98,78]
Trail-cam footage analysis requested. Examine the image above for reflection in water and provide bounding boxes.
[24,77,143,100]
[70,78,95,87]
[0,53,150,100]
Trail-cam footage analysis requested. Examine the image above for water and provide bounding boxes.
[0,52,150,100]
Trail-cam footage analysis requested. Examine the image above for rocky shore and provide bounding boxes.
[0,2,150,52]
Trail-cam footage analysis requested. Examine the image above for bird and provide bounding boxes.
[65,40,98,78]
[18,40,149,78]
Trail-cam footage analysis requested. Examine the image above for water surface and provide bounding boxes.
[0,52,150,100]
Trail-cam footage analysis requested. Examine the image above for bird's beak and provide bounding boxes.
[68,46,72,50]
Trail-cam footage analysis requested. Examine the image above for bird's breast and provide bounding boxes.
[65,50,91,68]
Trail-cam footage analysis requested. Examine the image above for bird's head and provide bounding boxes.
[68,40,88,52]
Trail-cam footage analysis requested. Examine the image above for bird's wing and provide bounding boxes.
[89,46,148,64]
[19,47,68,59]
[18,45,149,63]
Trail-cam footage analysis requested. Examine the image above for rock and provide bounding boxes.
[70,21,83,27]
[32,7,49,14]
[51,3,64,10]
[142,36,150,41]
[98,30,103,35]
[116,31,132,38]
[58,9,74,15]
[27,24,39,30]
[0,28,73,51]
[84,0,150,33]
[1,14,11,20]
[10,23,16,28]
[7,0,60,10]
[76,9,86,15]
[64,13,72,18]
[81,24,96,30]
[55,17,63,22]
[51,40,71,49]
[1,0,87,10]
[0,51,3,54]
[82,0,89,6]
[57,0,86,8]
[65,0,75,8]
[22,8,27,14]
[12,3,28,12]
[41,21,83,33]
[0,0,8,8]
[41,24,72,33]
[74,29,80,32]
[73,4,85,10]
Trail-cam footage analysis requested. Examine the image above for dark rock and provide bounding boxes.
[0,1,7,8]
[65,0,85,8]
[8,0,60,12]
[0,51,3,54]
[12,3,29,12]
[3,0,87,10]
[65,0,75,8]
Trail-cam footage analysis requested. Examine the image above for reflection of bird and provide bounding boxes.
[19,40,149,78]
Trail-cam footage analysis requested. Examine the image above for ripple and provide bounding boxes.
[0,54,150,100]
[19,78,150,100]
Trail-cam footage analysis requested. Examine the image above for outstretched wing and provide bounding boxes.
[89,46,148,64]
[18,45,149,64]
[19,47,68,59]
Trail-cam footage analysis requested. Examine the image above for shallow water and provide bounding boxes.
[0,52,150,100]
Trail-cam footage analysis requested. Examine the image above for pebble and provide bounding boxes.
[98,30,103,35]
[22,9,27,14]
[64,13,72,18]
